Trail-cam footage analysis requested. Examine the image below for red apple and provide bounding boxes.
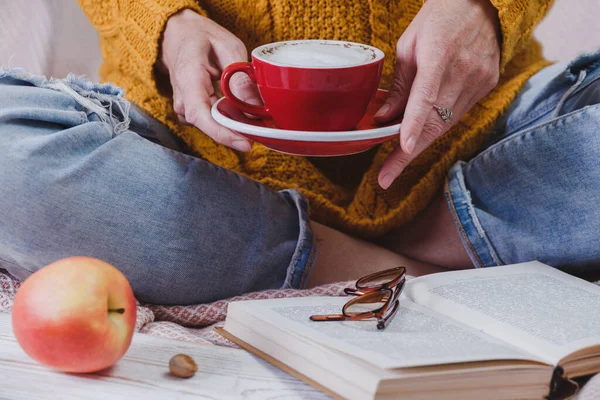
[11,256,137,373]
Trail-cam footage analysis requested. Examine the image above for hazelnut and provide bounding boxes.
[169,353,198,378]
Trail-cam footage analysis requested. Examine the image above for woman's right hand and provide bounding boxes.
[160,10,260,152]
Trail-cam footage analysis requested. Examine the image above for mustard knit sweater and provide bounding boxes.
[79,0,553,238]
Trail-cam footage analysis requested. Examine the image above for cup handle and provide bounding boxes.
[220,62,270,118]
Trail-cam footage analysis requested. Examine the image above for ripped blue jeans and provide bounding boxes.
[1,51,599,305]
[0,70,315,305]
[446,51,600,274]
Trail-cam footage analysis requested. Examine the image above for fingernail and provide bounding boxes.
[380,173,396,189]
[374,104,391,119]
[232,140,251,152]
[404,136,416,154]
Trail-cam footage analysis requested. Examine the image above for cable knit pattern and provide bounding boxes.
[78,0,553,238]
[488,0,555,72]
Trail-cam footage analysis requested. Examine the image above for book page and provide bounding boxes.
[405,261,600,364]
[227,296,542,369]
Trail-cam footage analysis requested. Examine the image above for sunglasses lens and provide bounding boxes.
[344,290,389,316]
[356,267,405,289]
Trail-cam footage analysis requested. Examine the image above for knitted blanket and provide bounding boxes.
[1,270,598,399]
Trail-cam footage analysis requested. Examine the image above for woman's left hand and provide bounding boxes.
[375,0,502,189]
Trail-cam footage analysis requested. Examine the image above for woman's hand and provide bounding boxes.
[160,10,261,152]
[374,0,502,189]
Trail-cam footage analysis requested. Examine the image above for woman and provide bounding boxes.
[1,0,598,305]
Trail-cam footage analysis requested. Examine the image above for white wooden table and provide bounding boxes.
[0,313,330,399]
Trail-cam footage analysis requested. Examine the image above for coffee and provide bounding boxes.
[258,41,377,68]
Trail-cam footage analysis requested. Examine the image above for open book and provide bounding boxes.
[218,261,600,400]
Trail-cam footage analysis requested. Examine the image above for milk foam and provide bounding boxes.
[261,42,374,67]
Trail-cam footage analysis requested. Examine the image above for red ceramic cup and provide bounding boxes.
[220,40,385,132]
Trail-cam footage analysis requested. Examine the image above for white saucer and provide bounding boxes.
[211,89,401,156]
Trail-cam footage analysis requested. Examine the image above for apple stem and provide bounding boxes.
[108,308,125,314]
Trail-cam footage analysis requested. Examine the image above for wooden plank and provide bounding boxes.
[0,313,330,400]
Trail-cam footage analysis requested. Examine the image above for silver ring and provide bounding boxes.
[433,105,453,124]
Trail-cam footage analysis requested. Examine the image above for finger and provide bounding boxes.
[228,73,263,120]
[378,82,463,189]
[211,36,248,70]
[177,94,219,125]
[229,71,263,107]
[374,43,417,123]
[177,66,251,151]
[377,108,441,189]
[172,84,185,117]
[211,37,263,114]
[186,95,252,152]
[213,80,224,99]
[398,65,444,155]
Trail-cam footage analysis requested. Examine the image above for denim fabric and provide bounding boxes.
[446,50,600,273]
[0,68,316,305]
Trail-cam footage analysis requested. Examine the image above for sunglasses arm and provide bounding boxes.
[344,288,367,296]
[309,314,346,322]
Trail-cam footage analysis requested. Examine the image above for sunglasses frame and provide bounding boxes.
[310,266,406,330]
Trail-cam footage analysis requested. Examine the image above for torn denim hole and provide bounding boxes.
[44,75,131,137]
[564,50,600,81]
[0,70,131,137]
[553,69,587,119]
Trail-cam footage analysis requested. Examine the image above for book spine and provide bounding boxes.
[547,366,579,400]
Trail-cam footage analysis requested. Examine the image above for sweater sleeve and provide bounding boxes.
[488,0,554,71]
[78,0,206,90]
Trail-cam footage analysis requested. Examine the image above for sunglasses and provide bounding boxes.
[309,266,406,330]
